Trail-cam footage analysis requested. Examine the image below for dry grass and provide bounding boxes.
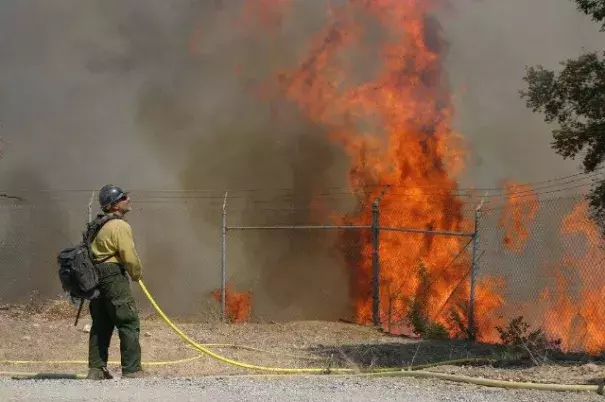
[0,300,602,384]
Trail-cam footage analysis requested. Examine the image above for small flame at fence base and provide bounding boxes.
[212,283,253,323]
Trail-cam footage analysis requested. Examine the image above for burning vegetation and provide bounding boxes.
[539,202,605,354]
[498,181,540,252]
[191,0,605,355]
[211,282,253,323]
[270,0,504,341]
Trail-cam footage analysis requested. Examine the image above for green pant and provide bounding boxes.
[88,263,142,374]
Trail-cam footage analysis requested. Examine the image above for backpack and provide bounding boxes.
[57,213,122,300]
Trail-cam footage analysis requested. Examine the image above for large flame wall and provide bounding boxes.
[220,0,605,354]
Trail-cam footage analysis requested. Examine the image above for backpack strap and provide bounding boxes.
[84,213,123,264]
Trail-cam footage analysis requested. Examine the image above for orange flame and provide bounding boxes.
[497,180,540,252]
[211,283,253,323]
[539,200,605,353]
[272,0,503,339]
[192,1,605,354]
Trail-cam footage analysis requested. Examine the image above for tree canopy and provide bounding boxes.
[575,0,605,31]
[520,0,605,225]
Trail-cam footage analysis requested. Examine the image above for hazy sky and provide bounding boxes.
[441,0,603,187]
[0,0,601,193]
[0,0,602,318]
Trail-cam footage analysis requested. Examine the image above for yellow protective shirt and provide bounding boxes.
[90,219,143,281]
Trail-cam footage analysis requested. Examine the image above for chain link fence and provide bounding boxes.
[221,191,366,323]
[0,194,224,319]
[0,190,603,355]
[0,204,88,303]
[478,194,605,354]
[222,192,480,336]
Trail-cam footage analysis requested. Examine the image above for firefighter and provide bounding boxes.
[86,184,145,380]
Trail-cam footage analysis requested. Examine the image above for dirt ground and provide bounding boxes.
[0,299,604,386]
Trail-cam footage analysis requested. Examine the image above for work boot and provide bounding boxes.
[86,367,113,380]
[121,370,147,379]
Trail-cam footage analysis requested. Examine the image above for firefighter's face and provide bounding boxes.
[112,194,131,214]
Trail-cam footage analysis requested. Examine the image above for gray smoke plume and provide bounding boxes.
[126,0,353,320]
[0,0,354,320]
[0,0,602,324]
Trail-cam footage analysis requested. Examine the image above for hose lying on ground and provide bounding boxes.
[0,343,325,367]
[137,281,605,394]
[1,372,87,380]
[1,279,603,395]
[3,369,603,394]
[0,355,202,367]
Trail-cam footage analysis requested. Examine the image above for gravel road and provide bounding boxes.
[1,376,603,402]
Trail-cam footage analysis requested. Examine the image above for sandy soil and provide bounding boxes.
[0,299,603,386]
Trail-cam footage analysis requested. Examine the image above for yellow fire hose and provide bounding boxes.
[1,280,603,395]
[0,344,325,367]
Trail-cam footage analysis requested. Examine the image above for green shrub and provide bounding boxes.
[495,316,562,362]
[407,299,450,340]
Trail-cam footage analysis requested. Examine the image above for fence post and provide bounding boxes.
[371,199,380,326]
[371,185,390,327]
[468,195,486,341]
[221,191,228,322]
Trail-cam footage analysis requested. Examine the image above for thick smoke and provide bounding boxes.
[0,0,602,322]
[127,1,353,320]
[0,168,74,302]
[0,0,354,319]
